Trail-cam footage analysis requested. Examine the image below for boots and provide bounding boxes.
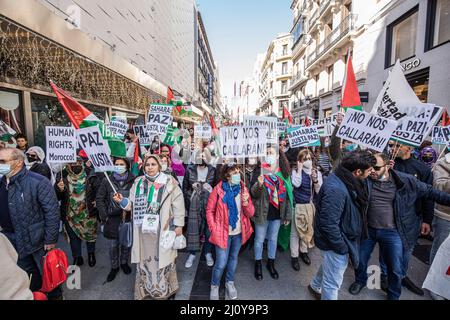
[254,260,263,280]
[266,259,279,279]
[73,257,84,266]
[88,253,96,267]
[291,257,300,271]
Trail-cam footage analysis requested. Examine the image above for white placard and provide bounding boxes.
[432,126,450,145]
[244,116,277,144]
[45,126,77,163]
[76,126,114,172]
[220,126,267,159]
[194,124,212,139]
[277,121,288,134]
[287,126,321,148]
[147,104,173,135]
[108,117,128,139]
[133,125,151,146]
[336,109,398,152]
[422,234,450,299]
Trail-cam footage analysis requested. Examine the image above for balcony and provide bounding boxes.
[308,10,320,33]
[289,72,308,90]
[292,34,308,59]
[275,70,292,80]
[306,14,357,69]
[319,0,332,19]
[276,51,292,61]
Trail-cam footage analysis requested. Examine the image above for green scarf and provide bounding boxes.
[276,172,294,251]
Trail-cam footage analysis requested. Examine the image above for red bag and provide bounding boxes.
[40,249,68,293]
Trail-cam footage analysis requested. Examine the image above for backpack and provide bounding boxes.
[40,249,68,293]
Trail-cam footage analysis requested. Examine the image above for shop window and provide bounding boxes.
[426,0,450,50]
[406,68,430,103]
[112,110,145,127]
[0,88,24,134]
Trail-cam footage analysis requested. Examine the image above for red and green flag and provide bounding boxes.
[341,51,362,111]
[131,139,143,176]
[283,106,293,125]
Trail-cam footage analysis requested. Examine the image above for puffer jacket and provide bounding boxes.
[433,155,450,222]
[206,181,255,249]
[250,179,292,225]
[4,167,60,258]
[29,162,51,180]
[314,173,363,267]
[96,172,135,239]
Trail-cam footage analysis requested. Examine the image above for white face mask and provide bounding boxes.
[303,160,312,169]
[161,164,168,171]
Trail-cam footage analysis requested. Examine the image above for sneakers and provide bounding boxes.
[206,253,214,267]
[308,284,321,300]
[225,281,238,300]
[185,254,196,269]
[210,285,219,300]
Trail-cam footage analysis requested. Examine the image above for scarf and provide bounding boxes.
[113,171,129,183]
[222,181,241,231]
[334,165,369,213]
[261,164,286,209]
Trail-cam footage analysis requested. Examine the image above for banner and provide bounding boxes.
[244,116,277,144]
[391,105,443,147]
[147,104,173,135]
[45,126,77,163]
[432,126,450,145]
[287,126,321,148]
[336,109,398,152]
[108,116,128,140]
[194,124,212,140]
[133,125,151,146]
[277,121,288,135]
[220,126,267,159]
[309,113,342,137]
[76,126,114,172]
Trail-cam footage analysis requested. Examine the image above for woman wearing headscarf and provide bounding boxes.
[113,155,185,300]
[251,147,292,281]
[25,146,51,180]
[55,157,98,267]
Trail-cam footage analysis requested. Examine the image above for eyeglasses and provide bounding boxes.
[373,165,386,171]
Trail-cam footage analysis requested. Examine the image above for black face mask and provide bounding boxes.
[27,156,37,163]
[71,166,83,175]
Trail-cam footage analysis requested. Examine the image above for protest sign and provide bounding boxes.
[432,126,450,145]
[46,126,77,163]
[422,234,450,300]
[220,126,267,159]
[336,109,398,152]
[308,113,342,137]
[147,104,173,135]
[76,126,114,172]
[244,116,277,144]
[194,124,212,140]
[133,125,151,146]
[287,126,321,148]
[108,116,128,139]
[277,121,288,135]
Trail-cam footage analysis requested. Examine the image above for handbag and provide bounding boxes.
[160,230,176,251]
[173,235,186,250]
[119,221,133,248]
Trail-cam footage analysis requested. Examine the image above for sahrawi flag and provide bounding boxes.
[50,81,126,158]
[341,51,362,111]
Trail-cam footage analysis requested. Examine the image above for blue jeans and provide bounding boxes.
[310,250,348,300]
[380,243,413,279]
[211,234,242,286]
[355,228,403,300]
[65,221,96,259]
[430,216,450,264]
[254,219,281,260]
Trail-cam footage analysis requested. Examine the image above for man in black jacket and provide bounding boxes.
[380,143,434,295]
[0,148,61,299]
[348,152,450,299]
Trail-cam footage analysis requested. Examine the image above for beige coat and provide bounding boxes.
[124,173,185,269]
[0,234,34,300]
[433,155,450,221]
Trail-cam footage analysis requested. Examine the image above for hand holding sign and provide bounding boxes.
[113,193,123,203]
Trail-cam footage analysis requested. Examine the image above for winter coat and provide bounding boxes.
[206,181,255,249]
[433,155,450,222]
[96,173,135,239]
[250,179,292,225]
[29,162,51,180]
[367,170,450,251]
[182,164,216,211]
[3,167,60,258]
[244,166,261,191]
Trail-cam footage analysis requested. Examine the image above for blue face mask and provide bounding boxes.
[0,164,11,177]
[345,144,358,152]
[114,165,127,175]
[230,173,241,185]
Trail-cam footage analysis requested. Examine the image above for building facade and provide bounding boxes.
[257,34,294,118]
[289,0,450,122]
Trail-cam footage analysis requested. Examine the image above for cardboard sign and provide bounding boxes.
[432,126,450,145]
[336,109,398,152]
[46,126,77,163]
[194,124,212,140]
[277,121,288,135]
[133,125,151,146]
[220,126,267,159]
[244,116,277,144]
[147,104,173,135]
[287,126,321,148]
[133,194,147,225]
[76,126,114,172]
[108,116,128,140]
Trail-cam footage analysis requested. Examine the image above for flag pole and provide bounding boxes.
[104,172,117,194]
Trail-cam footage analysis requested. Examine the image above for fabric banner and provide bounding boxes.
[220,126,268,159]
[287,126,321,148]
[46,126,77,163]
[76,126,114,172]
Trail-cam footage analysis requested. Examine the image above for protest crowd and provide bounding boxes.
[1,64,449,301]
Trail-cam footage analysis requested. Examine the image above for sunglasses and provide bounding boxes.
[373,165,386,171]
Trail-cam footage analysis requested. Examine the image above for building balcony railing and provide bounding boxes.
[319,0,332,18]
[308,10,319,31]
[289,72,308,90]
[292,34,308,56]
[275,71,292,79]
[306,14,356,69]
[276,52,292,60]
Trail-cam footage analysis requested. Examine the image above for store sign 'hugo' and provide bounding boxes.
[402,58,421,72]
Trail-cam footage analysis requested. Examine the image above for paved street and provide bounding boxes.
[59,228,432,300]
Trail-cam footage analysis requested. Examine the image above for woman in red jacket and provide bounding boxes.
[206,163,254,300]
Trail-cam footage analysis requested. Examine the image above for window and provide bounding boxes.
[0,88,24,144]
[282,44,288,56]
[406,67,430,103]
[282,62,288,75]
[281,81,288,94]
[386,7,419,68]
[426,0,450,50]
[327,65,334,91]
